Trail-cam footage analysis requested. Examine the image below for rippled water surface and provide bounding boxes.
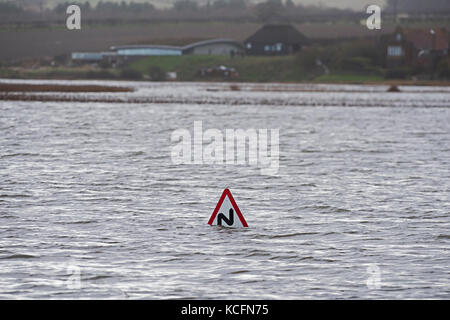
[1,80,450,299]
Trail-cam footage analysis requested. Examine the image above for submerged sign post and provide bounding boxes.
[208,189,248,228]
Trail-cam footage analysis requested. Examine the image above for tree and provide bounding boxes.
[285,0,295,9]
[0,2,23,14]
[386,0,450,14]
[212,0,246,10]
[173,0,198,11]
[255,0,284,23]
[149,66,166,81]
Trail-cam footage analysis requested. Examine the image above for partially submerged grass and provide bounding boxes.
[0,83,133,93]
[314,74,385,84]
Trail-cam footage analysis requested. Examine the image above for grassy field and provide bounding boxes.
[0,55,384,83]
[128,55,311,82]
[1,54,445,85]
[4,49,450,85]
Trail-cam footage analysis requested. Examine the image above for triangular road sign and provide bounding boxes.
[208,189,248,228]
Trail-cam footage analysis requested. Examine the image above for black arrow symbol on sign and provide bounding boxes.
[218,208,234,226]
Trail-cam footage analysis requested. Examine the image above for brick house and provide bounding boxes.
[386,27,450,67]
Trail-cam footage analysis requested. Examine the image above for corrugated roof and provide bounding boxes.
[110,45,182,51]
[245,24,308,45]
[182,39,244,51]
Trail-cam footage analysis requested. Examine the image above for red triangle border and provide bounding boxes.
[208,189,248,228]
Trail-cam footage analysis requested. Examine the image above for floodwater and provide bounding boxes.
[0,80,449,299]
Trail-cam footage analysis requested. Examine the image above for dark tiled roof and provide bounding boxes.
[245,24,308,45]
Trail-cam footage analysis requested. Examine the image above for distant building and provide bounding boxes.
[71,52,104,62]
[110,45,183,56]
[71,39,246,63]
[182,39,244,56]
[386,27,450,67]
[71,52,121,66]
[245,24,308,56]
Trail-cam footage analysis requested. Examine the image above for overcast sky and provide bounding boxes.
[34,0,388,11]
[273,0,387,10]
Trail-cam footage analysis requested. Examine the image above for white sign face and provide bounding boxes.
[208,189,248,228]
